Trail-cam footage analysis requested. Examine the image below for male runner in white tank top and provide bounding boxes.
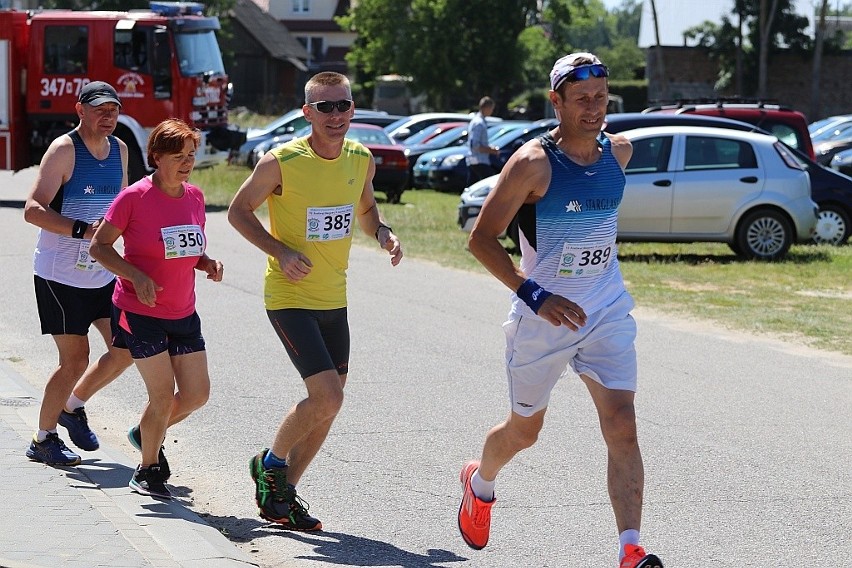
[457,53,663,568]
[23,82,132,466]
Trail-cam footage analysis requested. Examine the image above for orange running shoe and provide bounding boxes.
[620,544,664,568]
[457,460,495,550]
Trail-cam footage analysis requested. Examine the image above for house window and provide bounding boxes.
[297,36,323,66]
[292,0,310,12]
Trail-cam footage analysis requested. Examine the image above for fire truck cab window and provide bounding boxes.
[115,29,150,74]
[44,26,88,75]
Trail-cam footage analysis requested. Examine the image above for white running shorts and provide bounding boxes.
[504,291,637,417]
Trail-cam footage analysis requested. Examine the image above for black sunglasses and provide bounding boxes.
[555,64,609,89]
[308,100,353,113]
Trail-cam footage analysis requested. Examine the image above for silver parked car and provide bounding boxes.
[458,126,818,260]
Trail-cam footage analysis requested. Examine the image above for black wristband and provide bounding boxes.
[71,219,89,239]
[375,223,392,241]
[516,278,552,314]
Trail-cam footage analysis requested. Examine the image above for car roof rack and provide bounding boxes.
[643,97,793,113]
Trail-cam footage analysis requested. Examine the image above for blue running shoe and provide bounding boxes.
[58,407,99,451]
[26,433,81,466]
[128,425,170,480]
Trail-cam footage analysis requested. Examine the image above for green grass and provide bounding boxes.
[189,162,252,210]
[195,162,852,356]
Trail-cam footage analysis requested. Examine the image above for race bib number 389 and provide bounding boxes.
[556,240,614,278]
[161,224,205,259]
[306,205,354,241]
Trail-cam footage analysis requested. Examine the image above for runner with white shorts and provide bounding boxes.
[456,51,663,568]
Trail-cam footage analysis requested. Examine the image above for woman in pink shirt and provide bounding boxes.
[90,119,223,499]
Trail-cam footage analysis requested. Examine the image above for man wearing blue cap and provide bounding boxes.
[457,53,663,568]
[23,81,132,466]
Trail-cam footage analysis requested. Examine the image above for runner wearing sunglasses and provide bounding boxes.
[228,71,403,531]
[457,52,663,568]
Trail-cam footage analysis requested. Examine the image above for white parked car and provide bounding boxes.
[458,126,818,260]
[385,112,501,142]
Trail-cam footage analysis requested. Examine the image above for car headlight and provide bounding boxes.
[470,185,492,198]
[442,154,466,167]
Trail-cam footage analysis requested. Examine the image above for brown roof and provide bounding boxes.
[334,0,351,17]
[232,0,310,69]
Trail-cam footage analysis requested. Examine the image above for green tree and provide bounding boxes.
[542,0,644,81]
[339,0,537,110]
[684,0,816,96]
[340,0,644,111]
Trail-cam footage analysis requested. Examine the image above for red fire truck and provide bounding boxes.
[0,2,241,183]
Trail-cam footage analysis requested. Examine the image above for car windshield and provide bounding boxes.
[384,117,411,133]
[403,124,453,145]
[491,125,547,147]
[811,121,852,143]
[418,126,467,148]
[488,122,530,139]
[258,110,304,135]
[809,116,851,136]
[293,125,395,146]
[347,126,394,145]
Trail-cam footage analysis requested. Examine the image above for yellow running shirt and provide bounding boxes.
[264,136,371,310]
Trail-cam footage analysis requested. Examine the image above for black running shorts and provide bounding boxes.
[111,306,205,359]
[267,307,350,379]
[34,275,115,336]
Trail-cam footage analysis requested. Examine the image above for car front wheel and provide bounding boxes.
[812,204,850,245]
[735,209,793,260]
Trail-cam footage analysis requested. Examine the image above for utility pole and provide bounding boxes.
[736,4,743,95]
[810,0,830,120]
[758,0,779,99]
[650,0,667,101]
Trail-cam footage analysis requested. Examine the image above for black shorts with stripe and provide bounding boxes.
[267,307,349,379]
[34,275,115,336]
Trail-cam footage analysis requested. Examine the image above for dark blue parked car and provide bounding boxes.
[414,119,558,192]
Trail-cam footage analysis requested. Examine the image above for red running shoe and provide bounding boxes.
[620,544,663,568]
[457,460,495,550]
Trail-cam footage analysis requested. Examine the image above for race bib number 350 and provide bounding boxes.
[161,224,205,259]
[306,205,354,241]
[556,240,614,278]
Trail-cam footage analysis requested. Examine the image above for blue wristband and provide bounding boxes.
[516,278,552,314]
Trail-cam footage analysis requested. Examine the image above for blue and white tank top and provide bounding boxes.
[33,131,123,288]
[511,134,628,318]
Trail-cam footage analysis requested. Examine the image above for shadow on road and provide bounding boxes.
[201,513,468,568]
[275,529,467,568]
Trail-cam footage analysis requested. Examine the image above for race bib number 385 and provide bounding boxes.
[161,224,205,259]
[306,205,354,241]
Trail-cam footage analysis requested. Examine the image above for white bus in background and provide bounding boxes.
[372,74,426,115]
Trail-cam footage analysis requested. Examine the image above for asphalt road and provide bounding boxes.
[0,171,850,567]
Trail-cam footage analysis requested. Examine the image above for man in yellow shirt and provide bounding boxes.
[228,71,402,530]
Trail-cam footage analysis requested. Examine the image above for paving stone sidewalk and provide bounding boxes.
[0,360,256,568]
